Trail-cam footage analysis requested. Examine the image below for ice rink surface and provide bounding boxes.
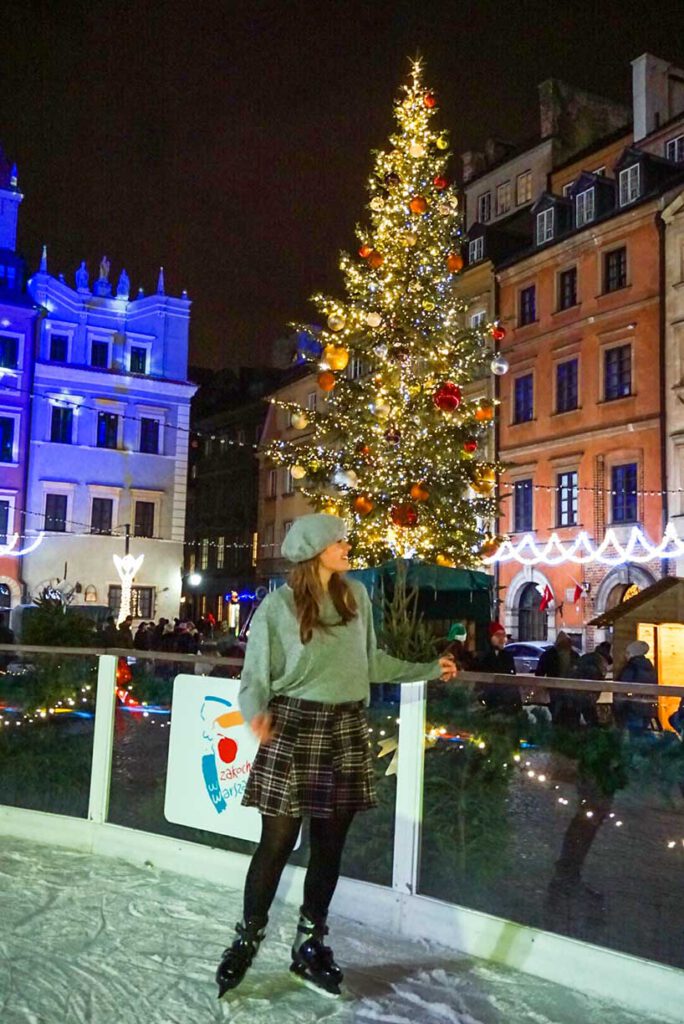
[0,836,671,1024]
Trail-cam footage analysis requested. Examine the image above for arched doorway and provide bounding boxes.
[0,583,11,610]
[518,582,548,641]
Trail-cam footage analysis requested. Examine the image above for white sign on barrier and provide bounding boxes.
[164,675,272,844]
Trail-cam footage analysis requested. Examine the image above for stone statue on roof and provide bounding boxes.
[75,261,89,292]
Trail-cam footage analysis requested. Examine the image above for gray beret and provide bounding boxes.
[281,513,347,563]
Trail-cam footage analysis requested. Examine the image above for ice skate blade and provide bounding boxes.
[290,962,341,998]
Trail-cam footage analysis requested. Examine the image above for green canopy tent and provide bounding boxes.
[349,559,493,628]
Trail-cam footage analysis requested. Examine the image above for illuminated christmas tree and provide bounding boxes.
[268,60,506,567]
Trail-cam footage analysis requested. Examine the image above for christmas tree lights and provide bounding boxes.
[266,60,502,566]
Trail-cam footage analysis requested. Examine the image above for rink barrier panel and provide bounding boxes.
[1,647,684,1018]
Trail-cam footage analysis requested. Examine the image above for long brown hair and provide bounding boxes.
[290,556,358,644]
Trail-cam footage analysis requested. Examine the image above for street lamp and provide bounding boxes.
[188,572,202,587]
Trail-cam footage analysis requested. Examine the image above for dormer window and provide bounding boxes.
[536,208,554,245]
[575,188,595,227]
[619,165,640,206]
[468,236,484,263]
[665,135,684,163]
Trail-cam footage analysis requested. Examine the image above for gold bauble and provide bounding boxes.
[327,313,346,332]
[323,344,350,371]
[290,412,309,430]
[290,464,306,480]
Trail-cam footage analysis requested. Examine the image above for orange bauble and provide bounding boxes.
[446,253,464,273]
[367,250,384,269]
[409,196,428,214]
[323,344,350,371]
[358,244,372,259]
[353,495,374,516]
[318,371,336,392]
[436,554,455,568]
[479,537,502,558]
[409,482,430,502]
[423,91,437,109]
[474,401,495,422]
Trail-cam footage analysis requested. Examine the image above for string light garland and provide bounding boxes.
[262,59,504,566]
[485,524,684,567]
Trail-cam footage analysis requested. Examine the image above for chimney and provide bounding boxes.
[632,53,684,142]
[461,150,487,184]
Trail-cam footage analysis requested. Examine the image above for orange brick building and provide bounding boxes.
[496,144,684,647]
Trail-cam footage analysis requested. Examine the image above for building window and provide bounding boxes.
[348,356,365,380]
[140,417,160,455]
[134,500,155,538]
[604,344,631,400]
[306,391,317,411]
[216,536,225,569]
[518,285,536,326]
[513,479,533,532]
[284,519,293,535]
[604,247,627,293]
[665,135,684,163]
[0,417,14,463]
[0,335,18,369]
[45,493,67,532]
[263,522,275,551]
[514,374,534,423]
[477,191,491,222]
[108,585,154,620]
[496,180,511,216]
[283,468,294,495]
[470,310,487,328]
[612,463,637,523]
[91,339,109,368]
[619,165,640,206]
[556,359,578,413]
[200,538,209,569]
[558,267,577,311]
[536,209,554,245]
[91,497,113,535]
[130,346,147,374]
[516,170,532,205]
[49,334,68,362]
[557,471,578,527]
[468,236,484,263]
[0,499,9,544]
[97,411,119,449]
[575,188,595,227]
[50,405,73,444]
[267,468,277,497]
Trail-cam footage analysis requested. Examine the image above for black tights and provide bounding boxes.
[243,811,356,926]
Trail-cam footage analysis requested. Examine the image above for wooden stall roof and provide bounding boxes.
[589,576,684,627]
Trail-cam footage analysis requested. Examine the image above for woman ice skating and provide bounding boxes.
[215,513,457,998]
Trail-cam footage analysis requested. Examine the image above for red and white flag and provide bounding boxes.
[573,583,584,604]
[539,584,554,612]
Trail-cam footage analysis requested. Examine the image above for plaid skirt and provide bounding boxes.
[241,695,378,818]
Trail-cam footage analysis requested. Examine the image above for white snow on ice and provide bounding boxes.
[0,836,672,1024]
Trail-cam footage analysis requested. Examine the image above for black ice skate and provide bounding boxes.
[290,910,343,997]
[215,918,266,998]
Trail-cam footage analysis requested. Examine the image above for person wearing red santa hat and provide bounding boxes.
[474,621,520,711]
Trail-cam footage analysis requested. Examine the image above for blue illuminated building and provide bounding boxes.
[25,252,196,619]
[0,148,39,609]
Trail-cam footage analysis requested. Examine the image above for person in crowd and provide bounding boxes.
[536,631,580,722]
[442,622,475,670]
[215,513,457,999]
[474,621,520,711]
[536,630,579,679]
[102,615,119,647]
[134,621,152,651]
[614,640,658,732]
[118,615,134,649]
[0,612,14,645]
[151,618,168,650]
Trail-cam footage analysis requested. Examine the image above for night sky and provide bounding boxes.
[3,1,684,370]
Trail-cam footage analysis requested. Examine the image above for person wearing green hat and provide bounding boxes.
[443,622,474,670]
[216,513,457,999]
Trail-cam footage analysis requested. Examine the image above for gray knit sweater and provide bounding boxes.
[237,578,442,724]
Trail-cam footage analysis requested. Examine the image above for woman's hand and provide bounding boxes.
[438,654,458,682]
[250,711,275,743]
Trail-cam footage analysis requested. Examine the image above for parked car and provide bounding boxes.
[504,641,553,675]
